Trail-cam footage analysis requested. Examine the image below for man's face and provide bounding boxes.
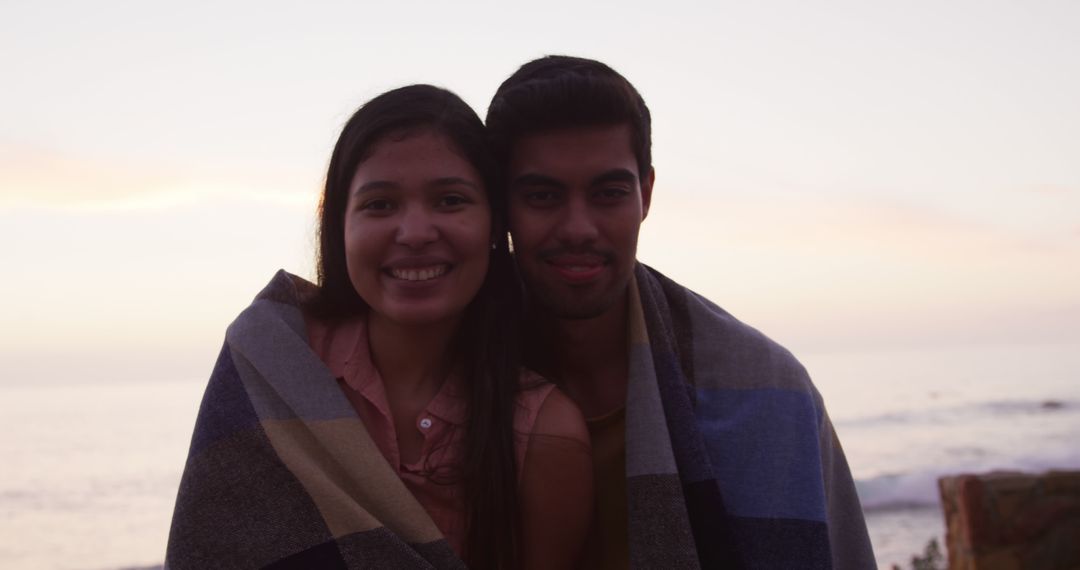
[507,125,653,320]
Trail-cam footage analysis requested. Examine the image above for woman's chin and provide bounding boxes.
[373,302,469,329]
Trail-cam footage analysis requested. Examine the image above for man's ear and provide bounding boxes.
[641,167,655,220]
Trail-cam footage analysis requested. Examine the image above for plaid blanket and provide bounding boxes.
[166,271,466,570]
[626,264,876,569]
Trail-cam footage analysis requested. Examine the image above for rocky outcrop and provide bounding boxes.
[938,470,1080,569]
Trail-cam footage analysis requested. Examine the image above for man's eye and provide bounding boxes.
[524,190,559,205]
[595,188,630,202]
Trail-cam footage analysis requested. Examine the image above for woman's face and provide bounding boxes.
[344,130,491,327]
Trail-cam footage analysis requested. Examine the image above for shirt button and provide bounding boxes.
[419,418,433,430]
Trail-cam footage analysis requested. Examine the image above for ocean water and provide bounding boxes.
[804,342,1080,568]
[0,380,202,570]
[1,342,1077,569]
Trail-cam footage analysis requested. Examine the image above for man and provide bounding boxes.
[486,56,875,569]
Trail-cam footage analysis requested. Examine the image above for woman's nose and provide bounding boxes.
[395,206,439,248]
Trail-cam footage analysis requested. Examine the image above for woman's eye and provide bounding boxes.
[439,194,470,208]
[360,199,393,212]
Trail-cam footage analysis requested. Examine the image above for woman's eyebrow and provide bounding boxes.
[353,180,398,197]
[354,177,480,197]
[430,177,481,190]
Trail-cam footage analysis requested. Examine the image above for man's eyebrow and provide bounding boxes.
[510,173,567,189]
[590,169,638,186]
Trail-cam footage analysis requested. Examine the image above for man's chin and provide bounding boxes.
[552,306,610,321]
[530,290,622,321]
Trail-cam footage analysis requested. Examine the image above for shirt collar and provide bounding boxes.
[424,371,468,426]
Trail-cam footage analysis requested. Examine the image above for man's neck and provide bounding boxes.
[530,291,630,419]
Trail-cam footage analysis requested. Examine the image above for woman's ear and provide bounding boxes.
[490,221,507,250]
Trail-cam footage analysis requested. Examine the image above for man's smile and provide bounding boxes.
[544,253,610,283]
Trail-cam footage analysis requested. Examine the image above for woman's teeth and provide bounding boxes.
[390,265,448,281]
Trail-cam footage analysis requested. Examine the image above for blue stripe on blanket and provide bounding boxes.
[694,387,827,521]
[189,343,262,456]
[728,515,832,569]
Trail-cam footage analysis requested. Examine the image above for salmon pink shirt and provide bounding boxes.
[304,313,555,556]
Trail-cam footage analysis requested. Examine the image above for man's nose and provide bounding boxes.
[395,206,439,248]
[555,198,599,245]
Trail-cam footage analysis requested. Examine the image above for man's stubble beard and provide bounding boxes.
[523,271,632,321]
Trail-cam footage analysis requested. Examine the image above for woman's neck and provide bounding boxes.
[367,313,461,399]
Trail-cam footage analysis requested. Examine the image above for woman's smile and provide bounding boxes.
[386,264,450,281]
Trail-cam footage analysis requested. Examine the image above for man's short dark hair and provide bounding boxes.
[486,55,653,180]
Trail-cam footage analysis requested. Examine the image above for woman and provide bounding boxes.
[166,86,592,569]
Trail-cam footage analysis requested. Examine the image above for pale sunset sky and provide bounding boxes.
[2,0,1078,386]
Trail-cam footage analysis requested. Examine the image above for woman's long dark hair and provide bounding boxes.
[309,84,522,570]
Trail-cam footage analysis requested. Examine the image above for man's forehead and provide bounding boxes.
[507,124,638,176]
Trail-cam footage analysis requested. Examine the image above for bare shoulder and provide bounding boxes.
[519,385,594,568]
[531,386,591,450]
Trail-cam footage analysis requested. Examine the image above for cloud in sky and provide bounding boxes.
[0,145,320,212]
[640,189,1080,351]
[0,146,175,207]
[1013,184,1078,196]
[0,195,316,350]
